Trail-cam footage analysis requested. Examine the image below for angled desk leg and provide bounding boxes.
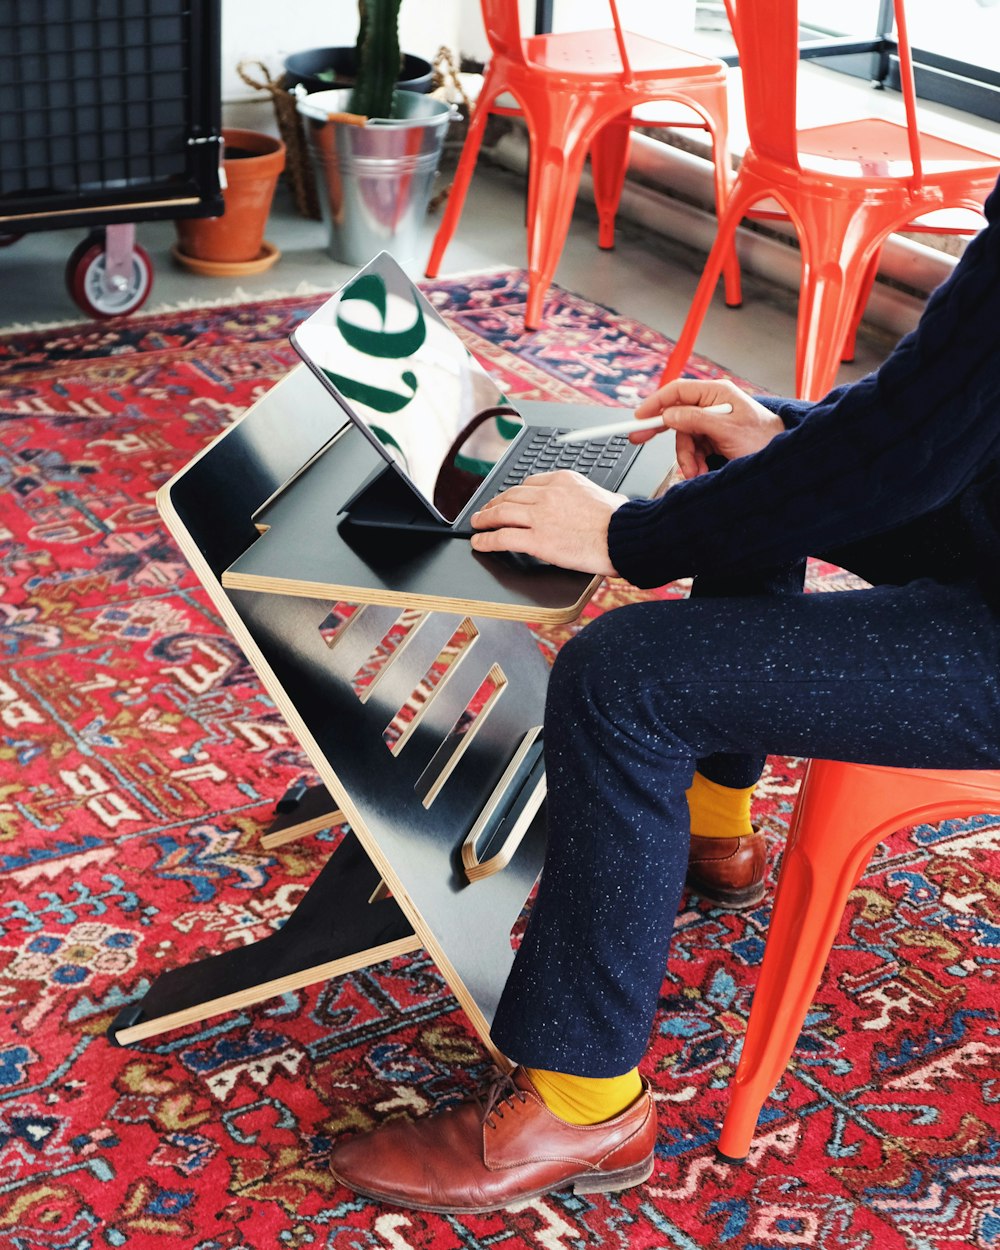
[109,590,550,1062]
[109,830,420,1046]
[261,781,344,850]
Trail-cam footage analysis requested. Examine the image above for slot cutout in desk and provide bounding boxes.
[417,662,507,807]
[352,606,427,703]
[384,617,479,754]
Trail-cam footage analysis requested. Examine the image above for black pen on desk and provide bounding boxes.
[554,402,733,444]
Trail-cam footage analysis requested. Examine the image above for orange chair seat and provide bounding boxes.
[796,118,1000,181]
[523,30,728,81]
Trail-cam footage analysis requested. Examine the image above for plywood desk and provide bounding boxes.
[109,364,673,1056]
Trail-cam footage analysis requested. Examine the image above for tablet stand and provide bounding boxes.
[337,460,468,534]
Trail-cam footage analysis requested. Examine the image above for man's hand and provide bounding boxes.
[631,378,785,479]
[470,471,628,574]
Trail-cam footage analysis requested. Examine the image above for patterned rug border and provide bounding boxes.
[0,281,333,337]
[0,265,521,338]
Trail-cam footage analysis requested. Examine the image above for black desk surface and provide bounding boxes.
[218,365,675,623]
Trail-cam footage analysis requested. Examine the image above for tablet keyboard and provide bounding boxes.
[490,427,640,497]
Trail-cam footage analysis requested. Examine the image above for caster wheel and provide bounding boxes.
[66,231,153,318]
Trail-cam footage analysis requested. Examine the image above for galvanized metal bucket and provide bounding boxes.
[297,88,455,266]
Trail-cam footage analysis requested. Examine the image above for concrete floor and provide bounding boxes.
[0,162,894,398]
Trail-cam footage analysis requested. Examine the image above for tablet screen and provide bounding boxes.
[291,253,524,522]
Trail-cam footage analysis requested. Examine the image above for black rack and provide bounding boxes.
[0,0,223,232]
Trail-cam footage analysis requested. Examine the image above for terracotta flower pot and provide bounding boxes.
[175,128,286,273]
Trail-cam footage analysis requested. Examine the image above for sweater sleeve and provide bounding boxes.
[608,174,1000,589]
[756,392,822,430]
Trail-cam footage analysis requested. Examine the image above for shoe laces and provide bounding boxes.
[479,1070,528,1130]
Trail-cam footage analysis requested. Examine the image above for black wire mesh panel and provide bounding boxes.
[0,0,222,230]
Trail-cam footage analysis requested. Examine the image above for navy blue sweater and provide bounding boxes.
[608,175,1000,604]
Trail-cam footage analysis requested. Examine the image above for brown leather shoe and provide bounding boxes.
[687,830,767,909]
[329,1067,656,1214]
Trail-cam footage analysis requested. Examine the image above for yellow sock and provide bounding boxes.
[524,1067,643,1125]
[686,771,755,840]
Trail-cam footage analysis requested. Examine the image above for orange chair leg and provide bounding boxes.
[425,75,499,278]
[793,212,878,401]
[659,179,757,387]
[590,112,633,251]
[700,86,741,309]
[718,759,1000,1162]
[521,99,595,330]
[717,820,879,1161]
[840,250,880,364]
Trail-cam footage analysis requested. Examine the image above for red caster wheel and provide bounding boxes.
[66,229,153,318]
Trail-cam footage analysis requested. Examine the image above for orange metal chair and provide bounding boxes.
[718,759,1000,1162]
[426,0,740,331]
[661,0,1000,400]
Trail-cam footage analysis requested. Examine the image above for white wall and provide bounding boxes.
[222,0,511,126]
[220,1,698,129]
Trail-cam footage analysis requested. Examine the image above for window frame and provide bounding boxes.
[800,0,1000,122]
[533,0,1000,123]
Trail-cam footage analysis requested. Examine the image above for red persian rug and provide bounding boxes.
[1,271,998,1250]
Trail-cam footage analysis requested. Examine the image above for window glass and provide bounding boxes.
[543,0,999,116]
[799,0,1000,75]
[797,1,879,38]
[905,0,1000,73]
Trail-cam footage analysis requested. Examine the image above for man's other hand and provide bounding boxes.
[632,378,785,479]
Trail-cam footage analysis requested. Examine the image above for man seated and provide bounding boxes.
[327,172,1000,1214]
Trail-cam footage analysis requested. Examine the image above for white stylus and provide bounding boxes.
[554,402,733,444]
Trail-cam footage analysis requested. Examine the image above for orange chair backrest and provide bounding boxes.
[892,0,924,186]
[729,0,802,166]
[731,0,925,183]
[480,0,526,62]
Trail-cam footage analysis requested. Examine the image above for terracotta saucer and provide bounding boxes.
[171,239,281,277]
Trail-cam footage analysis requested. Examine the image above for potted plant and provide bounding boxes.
[283,0,433,103]
[295,0,455,265]
[173,128,286,276]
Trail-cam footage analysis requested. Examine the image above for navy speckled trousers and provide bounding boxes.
[490,506,1000,1075]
